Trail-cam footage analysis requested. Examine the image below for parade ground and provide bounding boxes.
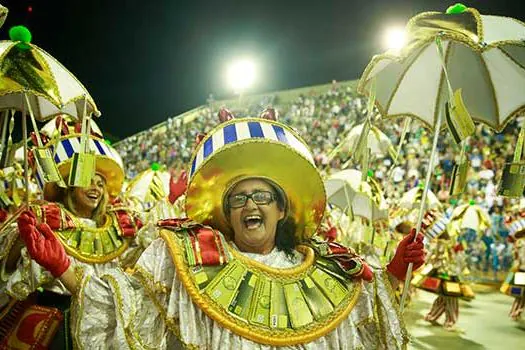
[406,288,525,349]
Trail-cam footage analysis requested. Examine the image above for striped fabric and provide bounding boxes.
[34,170,44,190]
[189,120,313,178]
[424,214,451,240]
[425,296,459,326]
[52,137,123,169]
[1,167,27,192]
[509,218,525,237]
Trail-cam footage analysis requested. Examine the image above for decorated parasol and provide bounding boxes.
[0,27,99,120]
[359,4,525,132]
[447,201,491,236]
[358,3,525,310]
[125,163,183,223]
[325,168,389,254]
[0,25,101,206]
[324,169,388,222]
[0,5,6,29]
[343,122,395,159]
[398,185,442,211]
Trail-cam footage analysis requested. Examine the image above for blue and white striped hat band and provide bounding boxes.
[509,218,525,237]
[37,134,125,200]
[185,117,326,242]
[189,119,314,179]
[424,214,450,240]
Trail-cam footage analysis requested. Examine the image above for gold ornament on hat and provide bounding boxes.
[31,117,124,201]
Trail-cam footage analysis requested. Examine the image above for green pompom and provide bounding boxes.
[446,3,467,14]
[469,199,475,205]
[9,26,32,50]
[9,25,32,42]
[450,198,458,205]
[367,169,374,177]
[151,162,160,171]
[104,139,112,146]
[418,182,425,189]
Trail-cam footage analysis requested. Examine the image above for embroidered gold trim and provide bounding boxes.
[103,274,158,350]
[160,229,362,346]
[133,269,201,350]
[229,244,315,278]
[54,209,130,264]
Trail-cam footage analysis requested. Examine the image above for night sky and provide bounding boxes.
[2,0,525,140]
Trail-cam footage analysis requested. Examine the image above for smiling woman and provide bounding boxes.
[226,178,286,255]
[62,173,108,224]
[0,116,151,349]
[17,108,424,350]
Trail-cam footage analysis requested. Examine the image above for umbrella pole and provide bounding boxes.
[399,109,443,312]
[387,118,411,181]
[370,219,375,245]
[0,110,8,160]
[21,109,30,205]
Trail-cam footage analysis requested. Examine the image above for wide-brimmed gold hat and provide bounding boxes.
[35,133,124,201]
[185,117,326,242]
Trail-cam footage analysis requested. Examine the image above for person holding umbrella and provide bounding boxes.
[15,110,425,349]
[0,118,154,349]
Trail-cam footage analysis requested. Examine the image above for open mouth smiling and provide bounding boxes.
[86,191,101,200]
[243,214,263,229]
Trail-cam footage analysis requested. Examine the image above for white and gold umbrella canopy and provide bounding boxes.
[0,32,99,121]
[324,169,388,222]
[344,122,395,158]
[398,186,442,211]
[359,6,525,132]
[448,202,491,235]
[0,5,7,29]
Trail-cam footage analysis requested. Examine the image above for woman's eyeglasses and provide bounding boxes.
[228,191,275,208]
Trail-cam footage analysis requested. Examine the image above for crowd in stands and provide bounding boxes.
[115,81,522,278]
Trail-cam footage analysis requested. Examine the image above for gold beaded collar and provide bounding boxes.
[159,228,362,347]
[55,209,129,264]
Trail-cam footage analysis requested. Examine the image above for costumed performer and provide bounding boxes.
[17,109,425,349]
[0,119,153,349]
[412,215,474,331]
[500,215,525,322]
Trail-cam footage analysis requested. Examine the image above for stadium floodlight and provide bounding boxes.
[384,26,407,51]
[226,59,256,94]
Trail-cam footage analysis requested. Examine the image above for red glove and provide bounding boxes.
[360,262,374,282]
[169,171,188,204]
[453,243,464,252]
[387,228,425,281]
[0,209,8,224]
[17,211,70,278]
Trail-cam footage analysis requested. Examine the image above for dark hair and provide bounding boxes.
[275,216,297,258]
[270,183,296,256]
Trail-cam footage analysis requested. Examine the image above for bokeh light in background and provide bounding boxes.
[226,59,256,94]
[383,26,407,51]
